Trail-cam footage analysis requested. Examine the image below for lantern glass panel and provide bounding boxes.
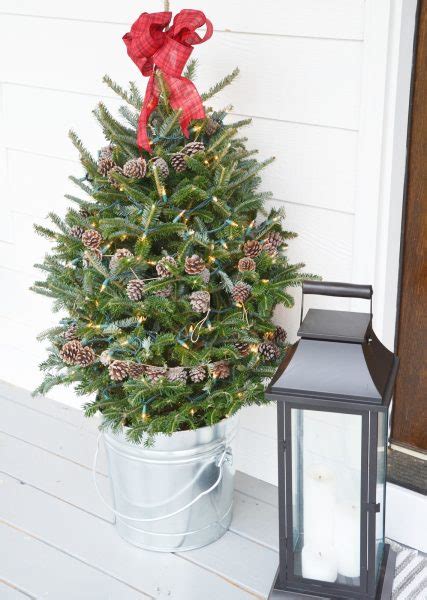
[291,408,362,586]
[376,411,388,578]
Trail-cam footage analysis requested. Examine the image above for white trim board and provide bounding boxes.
[386,483,427,554]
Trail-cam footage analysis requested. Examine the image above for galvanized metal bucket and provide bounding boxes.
[96,414,239,552]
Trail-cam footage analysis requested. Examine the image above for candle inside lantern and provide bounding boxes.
[301,544,338,582]
[335,501,360,578]
[303,464,336,548]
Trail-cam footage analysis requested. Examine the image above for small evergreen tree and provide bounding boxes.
[32,63,311,443]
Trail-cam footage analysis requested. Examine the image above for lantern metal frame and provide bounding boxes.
[267,281,399,600]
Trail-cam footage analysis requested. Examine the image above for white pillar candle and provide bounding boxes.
[303,464,336,548]
[334,502,360,578]
[301,544,338,582]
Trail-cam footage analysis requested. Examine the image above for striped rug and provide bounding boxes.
[389,540,427,599]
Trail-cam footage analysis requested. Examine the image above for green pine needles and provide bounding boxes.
[32,62,311,443]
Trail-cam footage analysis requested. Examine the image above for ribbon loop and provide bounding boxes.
[123,10,213,152]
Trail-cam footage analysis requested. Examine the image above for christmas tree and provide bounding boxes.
[32,9,311,443]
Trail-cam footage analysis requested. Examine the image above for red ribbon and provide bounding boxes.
[123,10,213,152]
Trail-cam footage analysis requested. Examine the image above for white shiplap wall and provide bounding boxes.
[0,1,415,485]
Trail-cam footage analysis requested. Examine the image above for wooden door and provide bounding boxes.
[391,1,427,453]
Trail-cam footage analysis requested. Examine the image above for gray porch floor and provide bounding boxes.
[0,381,424,599]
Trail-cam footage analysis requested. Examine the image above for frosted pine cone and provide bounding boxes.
[82,229,102,249]
[151,157,169,179]
[79,207,91,218]
[190,291,210,313]
[242,240,262,258]
[145,365,167,382]
[259,342,280,361]
[107,165,124,189]
[234,341,251,356]
[99,350,112,366]
[167,367,187,384]
[109,248,133,272]
[200,268,210,284]
[99,145,114,159]
[156,256,177,278]
[59,340,82,365]
[97,156,114,176]
[126,279,145,301]
[170,153,187,173]
[189,365,206,383]
[153,284,173,298]
[128,362,146,379]
[70,225,84,239]
[265,231,283,249]
[231,282,252,303]
[262,241,278,257]
[205,118,220,136]
[123,157,147,179]
[183,141,205,156]
[64,323,78,341]
[108,360,129,381]
[238,257,256,272]
[185,254,205,275]
[76,346,96,367]
[273,326,287,345]
[211,360,230,380]
[83,249,102,268]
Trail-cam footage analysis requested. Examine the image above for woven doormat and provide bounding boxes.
[389,540,427,599]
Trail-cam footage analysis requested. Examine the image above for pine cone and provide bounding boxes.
[205,118,220,136]
[128,362,146,379]
[108,165,124,189]
[167,367,187,384]
[243,240,262,258]
[185,254,205,275]
[83,249,102,268]
[99,145,114,159]
[151,157,169,179]
[145,365,167,382]
[234,341,251,357]
[265,231,283,249]
[211,360,230,380]
[170,153,187,173]
[231,282,252,303]
[190,291,210,313]
[59,340,82,365]
[82,229,102,249]
[259,341,280,361]
[189,365,206,383]
[238,257,256,272]
[182,141,205,156]
[263,241,278,257]
[108,360,129,381]
[273,326,287,345]
[64,323,78,341]
[70,225,84,239]
[123,157,147,179]
[110,248,133,272]
[99,350,112,366]
[156,256,177,278]
[200,268,210,284]
[97,156,114,176]
[153,284,173,298]
[79,207,91,218]
[126,279,145,301]
[76,346,96,367]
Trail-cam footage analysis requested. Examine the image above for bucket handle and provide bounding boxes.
[92,433,232,523]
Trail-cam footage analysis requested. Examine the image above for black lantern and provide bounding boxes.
[267,281,399,600]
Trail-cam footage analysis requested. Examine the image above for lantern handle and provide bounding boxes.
[300,280,373,323]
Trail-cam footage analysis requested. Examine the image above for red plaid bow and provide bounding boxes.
[123,10,213,152]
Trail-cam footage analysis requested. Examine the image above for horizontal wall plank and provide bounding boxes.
[6,112,357,217]
[0,0,365,40]
[0,473,254,600]
[0,521,148,600]
[0,16,362,128]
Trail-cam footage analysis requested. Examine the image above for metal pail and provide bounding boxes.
[102,414,239,552]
